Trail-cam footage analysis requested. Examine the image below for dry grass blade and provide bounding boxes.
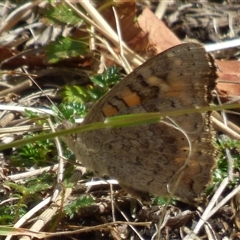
[64,0,144,69]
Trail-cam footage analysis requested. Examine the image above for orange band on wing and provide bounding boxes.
[102,104,118,117]
[120,88,141,107]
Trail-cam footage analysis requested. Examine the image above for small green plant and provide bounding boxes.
[216,137,240,172]
[0,202,27,225]
[45,36,88,63]
[1,172,55,225]
[41,2,83,26]
[217,138,240,168]
[23,109,48,125]
[152,196,176,206]
[54,102,86,122]
[59,66,121,104]
[64,195,95,219]
[208,138,240,194]
[11,133,56,167]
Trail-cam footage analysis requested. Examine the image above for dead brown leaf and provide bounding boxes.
[137,8,181,54]
[216,59,240,97]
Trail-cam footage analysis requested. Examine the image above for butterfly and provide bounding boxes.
[62,42,217,201]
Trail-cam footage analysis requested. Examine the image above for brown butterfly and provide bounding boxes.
[62,42,217,201]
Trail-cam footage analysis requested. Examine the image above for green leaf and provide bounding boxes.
[64,195,94,218]
[90,66,121,89]
[152,196,176,206]
[45,36,87,63]
[40,3,83,26]
[56,102,86,121]
[59,66,122,108]
[11,133,55,167]
[59,85,92,103]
